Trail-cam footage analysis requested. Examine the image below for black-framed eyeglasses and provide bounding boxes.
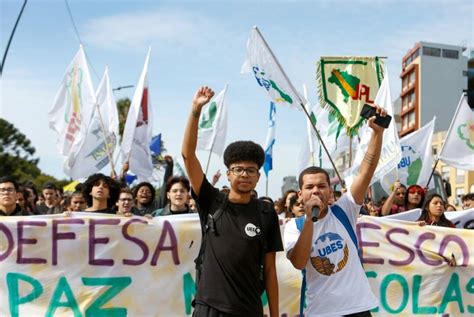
[0,188,16,194]
[229,166,259,176]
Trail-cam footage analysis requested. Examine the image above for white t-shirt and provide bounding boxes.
[284,191,378,317]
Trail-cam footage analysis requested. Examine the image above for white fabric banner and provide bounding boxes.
[197,85,228,157]
[48,45,95,160]
[241,26,306,110]
[120,48,154,181]
[63,67,119,179]
[0,213,472,315]
[439,94,474,171]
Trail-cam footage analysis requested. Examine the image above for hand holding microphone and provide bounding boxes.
[304,196,322,223]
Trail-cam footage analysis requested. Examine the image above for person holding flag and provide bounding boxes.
[182,86,283,317]
[284,104,388,317]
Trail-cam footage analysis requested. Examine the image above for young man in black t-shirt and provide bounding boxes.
[182,86,283,317]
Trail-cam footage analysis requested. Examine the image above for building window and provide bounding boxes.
[402,96,408,110]
[456,168,465,183]
[408,111,416,128]
[407,91,415,107]
[402,115,408,130]
[402,77,408,90]
[441,166,450,180]
[423,46,441,57]
[442,49,459,59]
[456,187,465,198]
[412,48,420,60]
[409,71,415,85]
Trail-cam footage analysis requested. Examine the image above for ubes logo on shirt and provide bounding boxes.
[244,223,261,237]
[311,232,349,276]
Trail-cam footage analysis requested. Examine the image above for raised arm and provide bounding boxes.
[181,86,215,197]
[350,105,387,204]
[381,180,401,216]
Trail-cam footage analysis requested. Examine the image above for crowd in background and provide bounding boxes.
[1,162,473,230]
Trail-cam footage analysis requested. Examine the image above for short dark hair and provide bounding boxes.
[119,187,133,196]
[43,182,57,191]
[298,166,330,189]
[462,193,474,202]
[0,176,18,191]
[223,141,265,168]
[82,173,120,208]
[133,182,156,203]
[166,176,190,193]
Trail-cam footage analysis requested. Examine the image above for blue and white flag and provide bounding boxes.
[263,102,276,177]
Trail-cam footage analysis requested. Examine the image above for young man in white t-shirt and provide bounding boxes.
[284,105,387,317]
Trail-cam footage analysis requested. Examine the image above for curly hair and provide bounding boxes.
[133,182,156,205]
[223,141,265,168]
[82,173,120,208]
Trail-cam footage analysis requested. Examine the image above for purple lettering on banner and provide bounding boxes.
[17,221,47,264]
[357,222,384,264]
[122,218,149,265]
[52,219,85,265]
[386,228,415,266]
[439,235,470,267]
[89,218,120,266]
[415,232,442,266]
[0,223,14,261]
[151,220,180,266]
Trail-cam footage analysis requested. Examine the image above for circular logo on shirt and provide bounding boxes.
[244,223,261,237]
[310,232,349,276]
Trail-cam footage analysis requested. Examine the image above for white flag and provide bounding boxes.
[120,48,154,181]
[48,45,95,158]
[241,26,306,110]
[379,118,436,192]
[63,67,119,179]
[439,94,474,170]
[197,85,228,157]
[345,71,402,187]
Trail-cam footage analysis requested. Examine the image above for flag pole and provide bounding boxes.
[254,26,344,187]
[429,94,465,188]
[95,104,117,178]
[204,144,214,176]
[265,177,269,196]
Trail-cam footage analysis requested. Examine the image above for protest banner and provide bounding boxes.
[0,212,472,316]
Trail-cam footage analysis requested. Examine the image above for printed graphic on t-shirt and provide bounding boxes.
[311,232,349,276]
[244,223,261,237]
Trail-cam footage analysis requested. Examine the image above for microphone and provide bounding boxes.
[311,206,320,222]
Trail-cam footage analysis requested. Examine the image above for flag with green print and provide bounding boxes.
[197,85,228,157]
[317,56,384,135]
[241,26,306,110]
[439,94,474,170]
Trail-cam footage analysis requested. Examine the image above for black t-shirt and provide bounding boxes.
[193,177,283,316]
[0,204,29,216]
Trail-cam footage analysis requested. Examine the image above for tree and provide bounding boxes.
[0,119,67,188]
[0,118,41,181]
[116,97,131,141]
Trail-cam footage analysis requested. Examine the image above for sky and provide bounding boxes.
[1,0,472,199]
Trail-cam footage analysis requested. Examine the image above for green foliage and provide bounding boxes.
[116,98,131,141]
[0,119,67,189]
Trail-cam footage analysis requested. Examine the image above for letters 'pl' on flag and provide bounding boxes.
[120,48,155,182]
[197,85,229,157]
[241,26,306,110]
[439,94,474,171]
[345,71,401,188]
[48,45,95,159]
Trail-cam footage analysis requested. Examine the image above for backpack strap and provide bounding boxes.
[330,204,362,260]
[295,216,306,317]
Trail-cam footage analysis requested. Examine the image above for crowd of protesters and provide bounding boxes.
[1,166,473,229]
